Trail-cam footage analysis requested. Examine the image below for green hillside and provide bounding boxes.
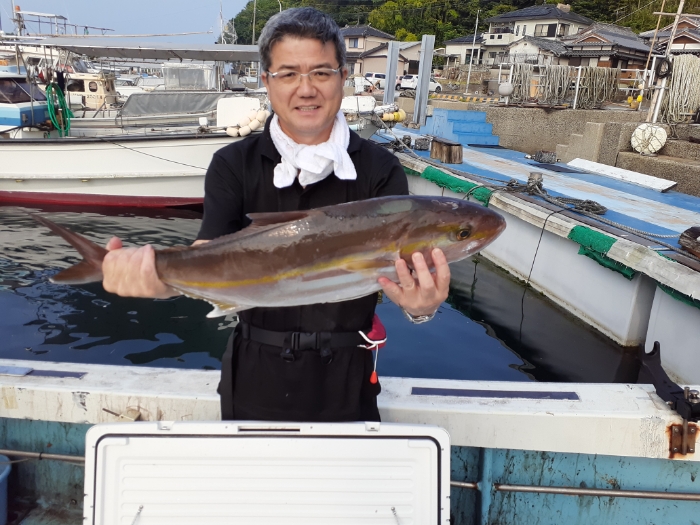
[228,0,699,47]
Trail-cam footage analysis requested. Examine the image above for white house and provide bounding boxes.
[444,33,486,66]
[482,3,592,65]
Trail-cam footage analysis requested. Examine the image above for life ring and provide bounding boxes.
[656,57,672,79]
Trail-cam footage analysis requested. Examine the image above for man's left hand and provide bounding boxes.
[378,248,450,317]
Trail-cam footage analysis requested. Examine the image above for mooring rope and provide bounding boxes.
[661,54,700,124]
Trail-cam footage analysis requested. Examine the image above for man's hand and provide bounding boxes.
[378,248,450,317]
[102,237,179,299]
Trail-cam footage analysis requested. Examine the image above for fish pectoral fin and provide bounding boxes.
[205,300,250,318]
[246,210,313,226]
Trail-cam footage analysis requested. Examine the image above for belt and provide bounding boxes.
[239,321,368,363]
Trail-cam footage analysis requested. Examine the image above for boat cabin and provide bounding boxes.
[0,72,49,134]
[64,72,119,110]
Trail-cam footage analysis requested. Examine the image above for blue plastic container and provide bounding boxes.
[0,455,10,525]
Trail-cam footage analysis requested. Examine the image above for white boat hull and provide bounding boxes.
[0,134,239,206]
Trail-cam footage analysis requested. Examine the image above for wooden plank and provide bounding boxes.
[567,158,677,192]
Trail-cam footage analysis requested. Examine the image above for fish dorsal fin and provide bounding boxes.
[246,211,312,227]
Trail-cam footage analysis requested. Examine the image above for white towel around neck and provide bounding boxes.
[269,110,357,188]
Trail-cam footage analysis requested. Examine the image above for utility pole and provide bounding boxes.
[252,0,257,44]
[465,9,480,95]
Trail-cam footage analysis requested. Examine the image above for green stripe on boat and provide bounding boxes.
[404,165,493,206]
[659,283,700,310]
[567,226,636,280]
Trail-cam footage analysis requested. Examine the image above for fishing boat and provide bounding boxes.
[0,352,696,524]
[375,107,700,390]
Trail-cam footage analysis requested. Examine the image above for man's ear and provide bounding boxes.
[261,71,270,90]
[341,66,349,82]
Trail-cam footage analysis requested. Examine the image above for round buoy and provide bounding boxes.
[631,123,667,155]
[239,116,251,127]
[498,82,514,96]
[248,119,261,131]
[239,125,252,136]
[225,127,239,137]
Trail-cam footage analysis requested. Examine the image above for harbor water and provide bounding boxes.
[0,204,639,383]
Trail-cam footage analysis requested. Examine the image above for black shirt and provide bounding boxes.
[197,120,408,421]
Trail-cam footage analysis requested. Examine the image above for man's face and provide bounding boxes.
[262,36,348,145]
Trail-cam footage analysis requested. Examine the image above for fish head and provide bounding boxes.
[403,197,506,263]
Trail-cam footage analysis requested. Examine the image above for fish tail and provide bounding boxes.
[32,215,107,284]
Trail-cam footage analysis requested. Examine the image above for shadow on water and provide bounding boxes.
[447,256,641,383]
[0,204,640,383]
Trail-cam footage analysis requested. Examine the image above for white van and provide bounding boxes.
[363,72,401,90]
[399,74,442,92]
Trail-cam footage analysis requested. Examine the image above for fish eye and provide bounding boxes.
[457,228,471,241]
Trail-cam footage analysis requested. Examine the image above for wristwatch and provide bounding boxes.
[401,307,437,324]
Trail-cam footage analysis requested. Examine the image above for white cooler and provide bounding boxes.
[83,421,451,524]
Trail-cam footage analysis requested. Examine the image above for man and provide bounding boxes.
[101,7,449,422]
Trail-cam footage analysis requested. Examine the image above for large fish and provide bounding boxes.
[34,196,506,317]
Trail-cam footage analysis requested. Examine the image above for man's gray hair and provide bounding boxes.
[258,7,346,72]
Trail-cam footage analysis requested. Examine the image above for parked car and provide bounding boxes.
[364,72,401,90]
[399,74,442,92]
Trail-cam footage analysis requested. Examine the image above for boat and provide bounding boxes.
[373,106,700,388]
[0,353,696,524]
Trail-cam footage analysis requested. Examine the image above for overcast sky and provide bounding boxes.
[0,0,248,43]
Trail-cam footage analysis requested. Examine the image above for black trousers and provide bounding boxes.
[218,325,381,422]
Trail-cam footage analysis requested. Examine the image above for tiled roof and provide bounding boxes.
[340,25,395,40]
[569,23,650,53]
[485,5,593,26]
[509,35,568,55]
[358,42,411,59]
[444,33,485,44]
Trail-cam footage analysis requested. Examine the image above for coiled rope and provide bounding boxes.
[45,82,72,137]
[661,54,700,124]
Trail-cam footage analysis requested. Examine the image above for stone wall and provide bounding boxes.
[427,100,645,154]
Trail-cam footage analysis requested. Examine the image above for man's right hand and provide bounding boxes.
[102,237,179,299]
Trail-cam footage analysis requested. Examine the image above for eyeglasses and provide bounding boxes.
[265,67,342,86]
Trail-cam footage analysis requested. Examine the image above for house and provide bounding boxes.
[444,34,486,66]
[505,36,569,65]
[340,25,395,75]
[359,41,422,76]
[565,23,650,69]
[482,3,592,65]
[639,16,700,56]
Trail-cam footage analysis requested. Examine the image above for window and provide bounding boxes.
[489,52,497,58]
[497,34,502,39]
[89,81,98,92]
[522,25,527,35]
[0,78,47,104]
[349,38,358,48]
[376,74,385,79]
[490,34,494,39]
[558,24,569,36]
[516,25,520,36]
[535,24,557,37]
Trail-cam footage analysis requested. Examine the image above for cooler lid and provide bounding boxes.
[84,421,450,525]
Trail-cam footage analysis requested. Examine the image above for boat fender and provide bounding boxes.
[226,126,240,137]
[239,125,252,136]
[248,119,261,131]
[247,109,259,121]
[398,109,406,121]
[256,110,268,122]
[239,116,251,127]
